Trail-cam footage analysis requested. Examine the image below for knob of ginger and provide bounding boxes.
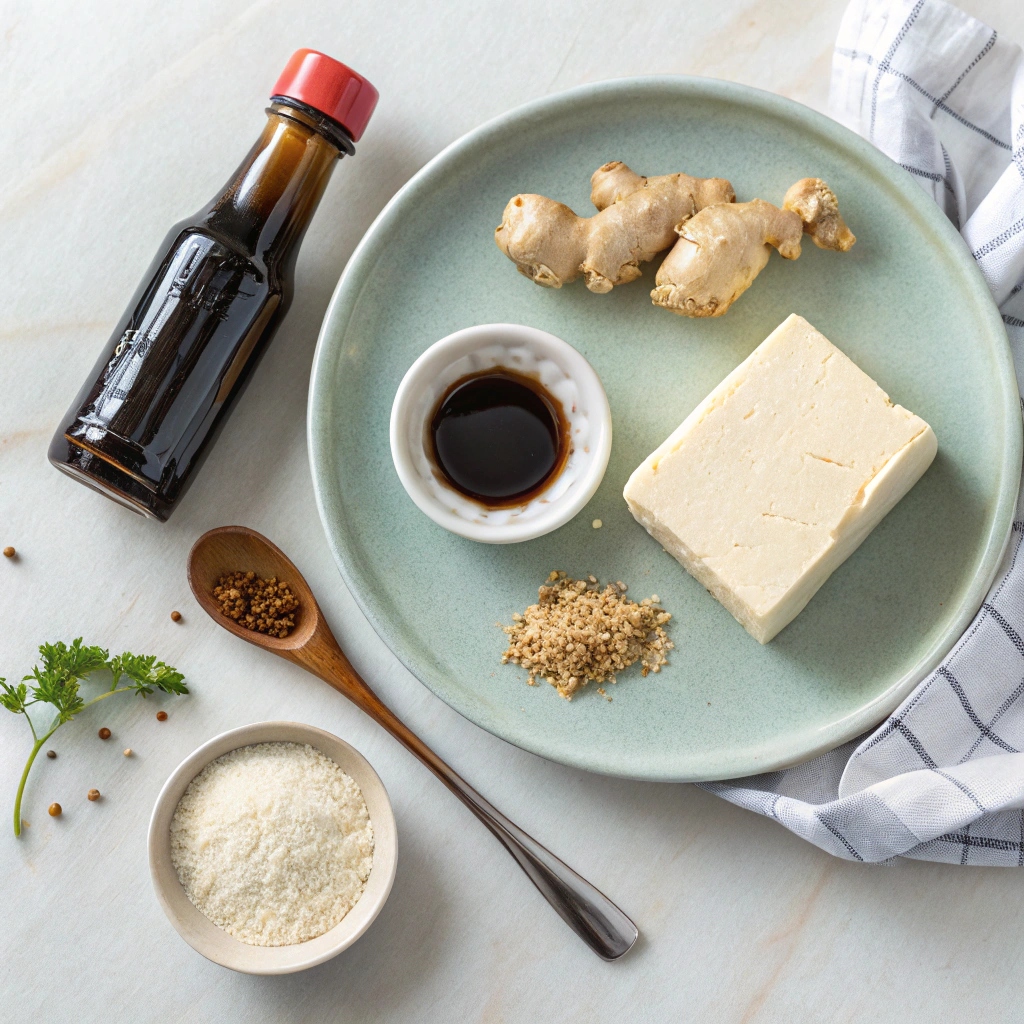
[651,177,855,317]
[495,162,735,293]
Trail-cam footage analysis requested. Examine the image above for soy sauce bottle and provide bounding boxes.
[49,50,377,520]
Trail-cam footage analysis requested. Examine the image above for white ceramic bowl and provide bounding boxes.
[389,323,612,544]
[148,721,398,974]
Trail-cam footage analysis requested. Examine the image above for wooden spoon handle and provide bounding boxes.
[292,633,638,961]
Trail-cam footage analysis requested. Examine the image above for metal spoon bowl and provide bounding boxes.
[187,525,638,961]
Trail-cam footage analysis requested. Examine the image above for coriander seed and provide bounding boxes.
[2,546,14,558]
[87,789,100,802]
[212,570,300,638]
[48,803,61,817]
[156,711,168,722]
[98,727,111,740]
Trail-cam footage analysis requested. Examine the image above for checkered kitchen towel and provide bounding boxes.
[700,0,1024,864]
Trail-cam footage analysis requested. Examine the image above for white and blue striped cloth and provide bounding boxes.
[701,0,1024,864]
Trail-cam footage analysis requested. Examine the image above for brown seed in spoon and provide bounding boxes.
[211,570,299,638]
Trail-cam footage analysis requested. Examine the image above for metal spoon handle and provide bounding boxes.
[310,642,638,961]
[434,761,639,961]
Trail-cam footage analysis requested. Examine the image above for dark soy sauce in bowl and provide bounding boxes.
[429,368,570,507]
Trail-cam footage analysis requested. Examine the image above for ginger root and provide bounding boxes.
[651,177,855,318]
[782,177,856,252]
[495,162,735,293]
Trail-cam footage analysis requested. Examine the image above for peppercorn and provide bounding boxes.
[46,750,57,759]
[156,711,168,722]
[98,727,111,740]
[170,610,182,622]
[87,789,100,802]
[48,803,61,817]
[2,546,14,558]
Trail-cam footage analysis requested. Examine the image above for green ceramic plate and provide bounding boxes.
[309,78,1021,782]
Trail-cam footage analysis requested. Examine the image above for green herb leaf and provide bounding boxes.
[22,639,108,725]
[109,652,189,697]
[37,639,110,683]
[2,638,186,836]
[0,680,27,715]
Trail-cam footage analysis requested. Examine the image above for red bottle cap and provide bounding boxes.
[271,49,378,143]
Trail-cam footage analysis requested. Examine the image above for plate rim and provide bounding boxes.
[308,75,1022,782]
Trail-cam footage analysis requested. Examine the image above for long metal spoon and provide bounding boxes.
[187,525,638,961]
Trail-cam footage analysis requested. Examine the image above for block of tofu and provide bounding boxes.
[623,314,937,643]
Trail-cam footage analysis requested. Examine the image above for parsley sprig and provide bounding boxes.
[0,639,187,836]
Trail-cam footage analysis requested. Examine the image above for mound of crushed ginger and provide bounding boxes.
[500,572,672,700]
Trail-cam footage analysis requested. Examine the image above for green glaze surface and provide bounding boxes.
[308,78,1021,782]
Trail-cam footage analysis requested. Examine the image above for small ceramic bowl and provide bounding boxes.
[390,323,612,544]
[148,721,398,975]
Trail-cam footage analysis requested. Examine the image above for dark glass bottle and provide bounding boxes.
[49,50,377,520]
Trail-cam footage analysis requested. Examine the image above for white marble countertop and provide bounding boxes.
[4,1,1024,1020]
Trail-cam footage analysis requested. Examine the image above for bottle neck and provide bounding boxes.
[204,101,349,264]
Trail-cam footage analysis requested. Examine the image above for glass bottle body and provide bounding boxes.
[49,101,348,520]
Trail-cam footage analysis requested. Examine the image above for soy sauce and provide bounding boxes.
[48,51,378,520]
[430,368,570,506]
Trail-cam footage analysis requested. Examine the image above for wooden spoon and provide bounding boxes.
[187,525,638,961]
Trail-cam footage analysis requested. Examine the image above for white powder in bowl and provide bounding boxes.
[170,741,374,947]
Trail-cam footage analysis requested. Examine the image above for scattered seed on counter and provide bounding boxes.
[48,803,61,817]
[87,789,100,802]
[3,546,15,558]
[46,750,57,759]
[592,519,603,529]
[123,748,133,757]
[156,711,168,722]
[98,727,111,740]
[170,610,182,622]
